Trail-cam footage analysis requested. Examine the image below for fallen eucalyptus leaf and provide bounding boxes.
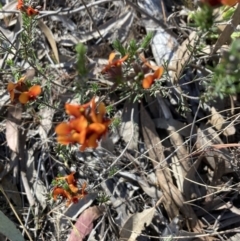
[119,207,155,241]
[68,206,105,241]
[38,19,59,63]
[6,105,22,152]
[0,211,25,241]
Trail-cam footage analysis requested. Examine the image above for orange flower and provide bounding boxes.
[142,67,164,89]
[101,52,128,74]
[201,0,240,6]
[221,0,240,5]
[55,98,111,151]
[7,76,41,104]
[65,101,91,118]
[55,116,88,145]
[26,7,39,16]
[19,85,41,104]
[52,173,88,206]
[17,0,24,10]
[7,77,26,102]
[17,0,39,16]
[79,98,111,150]
[56,173,78,193]
[53,187,72,200]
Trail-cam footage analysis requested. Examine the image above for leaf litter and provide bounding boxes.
[1,0,240,240]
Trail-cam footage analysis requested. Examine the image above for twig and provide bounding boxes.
[0,184,33,241]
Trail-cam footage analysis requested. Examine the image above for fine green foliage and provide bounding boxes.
[203,39,240,100]
[97,192,110,204]
[190,4,214,31]
[75,43,88,76]
[112,39,126,57]
[140,32,153,49]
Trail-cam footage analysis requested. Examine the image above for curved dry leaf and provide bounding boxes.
[170,31,197,83]
[196,124,233,174]
[33,180,47,210]
[119,207,155,241]
[0,0,18,19]
[210,107,235,137]
[118,171,162,199]
[60,193,98,230]
[68,206,105,241]
[6,105,22,152]
[38,19,59,63]
[38,106,55,140]
[120,101,139,150]
[0,211,25,241]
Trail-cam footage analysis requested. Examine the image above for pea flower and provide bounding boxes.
[101,52,128,74]
[17,0,39,16]
[55,98,111,151]
[201,0,240,6]
[142,67,164,89]
[26,7,39,16]
[52,173,88,206]
[7,76,41,104]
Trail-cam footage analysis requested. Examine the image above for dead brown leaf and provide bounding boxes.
[6,105,22,152]
[38,19,59,63]
[119,207,155,241]
[169,31,197,83]
[209,107,235,137]
[68,206,105,241]
[140,104,205,235]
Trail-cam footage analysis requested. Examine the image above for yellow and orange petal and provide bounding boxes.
[96,102,106,123]
[89,98,107,124]
[90,98,98,123]
[108,52,117,63]
[57,135,75,145]
[56,172,76,185]
[28,85,41,98]
[142,67,164,89]
[7,82,16,92]
[55,122,72,135]
[26,7,39,16]
[78,128,88,144]
[18,76,26,83]
[88,123,106,135]
[111,54,128,69]
[98,102,106,116]
[79,182,88,196]
[17,0,24,10]
[142,75,154,89]
[7,83,16,101]
[101,53,128,73]
[52,187,72,201]
[153,67,164,79]
[87,133,99,148]
[221,0,240,5]
[65,104,82,117]
[69,184,78,193]
[140,55,157,70]
[19,92,29,104]
[69,116,88,133]
[80,142,88,151]
[65,101,91,117]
